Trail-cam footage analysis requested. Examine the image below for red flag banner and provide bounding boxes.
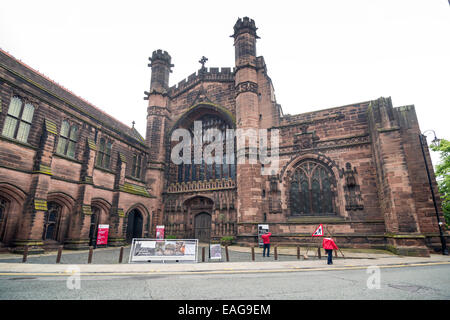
[312,224,323,237]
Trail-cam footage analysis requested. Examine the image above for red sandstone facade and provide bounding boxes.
[0,17,447,255]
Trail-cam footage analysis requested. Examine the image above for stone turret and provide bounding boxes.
[145,49,173,235]
[233,17,264,227]
[148,49,173,93]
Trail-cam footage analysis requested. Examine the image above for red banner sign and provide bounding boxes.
[96,224,109,245]
[156,225,165,239]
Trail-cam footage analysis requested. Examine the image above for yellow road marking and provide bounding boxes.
[0,261,448,277]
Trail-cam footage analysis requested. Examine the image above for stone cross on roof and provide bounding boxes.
[199,56,208,70]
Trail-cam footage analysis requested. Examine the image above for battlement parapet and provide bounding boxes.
[232,16,258,38]
[168,67,235,96]
[148,49,173,67]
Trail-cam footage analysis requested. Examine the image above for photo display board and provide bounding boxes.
[209,243,222,260]
[129,239,198,263]
[258,224,269,247]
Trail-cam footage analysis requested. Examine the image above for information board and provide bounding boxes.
[209,244,222,260]
[129,239,198,263]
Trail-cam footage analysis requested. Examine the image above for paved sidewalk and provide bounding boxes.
[0,245,449,275]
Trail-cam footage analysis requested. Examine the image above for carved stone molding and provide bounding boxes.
[235,81,258,97]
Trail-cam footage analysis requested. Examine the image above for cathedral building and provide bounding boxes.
[0,17,447,256]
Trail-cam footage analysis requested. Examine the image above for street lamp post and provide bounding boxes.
[419,130,448,255]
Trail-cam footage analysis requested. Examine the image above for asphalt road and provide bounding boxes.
[0,264,448,300]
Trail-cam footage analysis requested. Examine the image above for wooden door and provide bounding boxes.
[194,213,211,242]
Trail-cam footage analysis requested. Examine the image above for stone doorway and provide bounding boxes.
[183,196,214,242]
[126,209,143,243]
[194,212,211,242]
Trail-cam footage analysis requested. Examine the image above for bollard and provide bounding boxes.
[88,246,93,264]
[119,247,124,264]
[22,245,29,263]
[56,246,63,264]
[251,246,255,261]
[274,246,278,260]
[202,247,205,262]
[318,247,321,259]
[297,246,300,260]
[225,245,229,262]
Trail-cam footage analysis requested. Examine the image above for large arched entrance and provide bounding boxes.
[126,209,143,243]
[194,212,211,242]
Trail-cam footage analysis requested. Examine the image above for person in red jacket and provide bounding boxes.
[261,231,272,257]
[322,237,339,265]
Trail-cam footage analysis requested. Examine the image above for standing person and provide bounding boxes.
[322,237,339,265]
[261,231,272,257]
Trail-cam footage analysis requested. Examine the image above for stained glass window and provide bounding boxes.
[178,164,183,182]
[171,114,235,184]
[289,160,335,215]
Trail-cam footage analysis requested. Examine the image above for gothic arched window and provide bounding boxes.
[171,113,235,184]
[289,160,335,215]
[43,202,62,241]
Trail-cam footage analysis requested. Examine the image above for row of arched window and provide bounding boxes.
[1,96,143,178]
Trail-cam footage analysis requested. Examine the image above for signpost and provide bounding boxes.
[129,239,198,263]
[96,224,109,246]
[305,224,323,258]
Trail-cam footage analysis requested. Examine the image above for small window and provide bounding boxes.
[56,120,79,158]
[131,154,142,178]
[96,138,112,168]
[43,202,62,241]
[2,96,35,143]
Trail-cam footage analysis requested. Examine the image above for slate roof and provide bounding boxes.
[0,48,145,146]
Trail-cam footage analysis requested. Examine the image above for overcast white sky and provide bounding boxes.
[1,0,449,166]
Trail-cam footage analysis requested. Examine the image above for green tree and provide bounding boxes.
[430,138,450,226]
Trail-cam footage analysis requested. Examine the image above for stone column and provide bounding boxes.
[13,119,57,253]
[64,138,97,249]
[368,97,428,256]
[108,153,127,246]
